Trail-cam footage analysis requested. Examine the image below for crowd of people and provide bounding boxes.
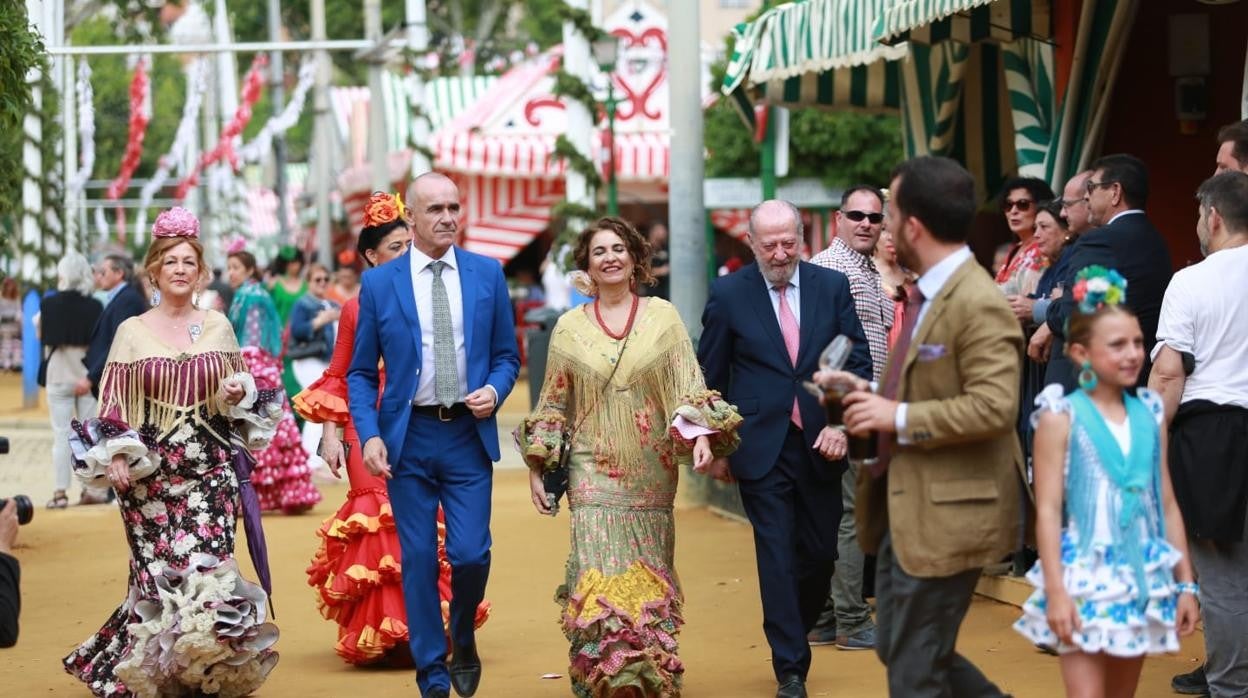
[2,118,1244,698]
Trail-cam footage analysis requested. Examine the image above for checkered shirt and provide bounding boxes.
[810,237,892,380]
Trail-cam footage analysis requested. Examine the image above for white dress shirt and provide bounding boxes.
[895,245,974,435]
[767,265,802,326]
[410,246,469,406]
[1106,209,1145,226]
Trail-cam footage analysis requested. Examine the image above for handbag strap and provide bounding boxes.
[564,330,631,443]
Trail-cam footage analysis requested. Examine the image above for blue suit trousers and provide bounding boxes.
[389,411,492,696]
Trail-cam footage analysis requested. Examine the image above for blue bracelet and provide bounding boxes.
[1175,582,1200,598]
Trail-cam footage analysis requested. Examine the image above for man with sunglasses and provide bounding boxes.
[1044,153,1172,390]
[807,185,892,653]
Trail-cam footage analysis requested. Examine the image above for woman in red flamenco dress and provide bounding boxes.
[294,192,489,665]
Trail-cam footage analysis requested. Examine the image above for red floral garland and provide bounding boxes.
[174,55,268,200]
[106,58,151,200]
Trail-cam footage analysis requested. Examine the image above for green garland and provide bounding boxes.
[553,135,602,190]
[547,0,610,252]
[554,3,608,43]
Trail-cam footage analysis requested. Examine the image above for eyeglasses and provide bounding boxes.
[1085,180,1117,193]
[311,276,330,283]
[843,210,884,224]
[1004,199,1034,212]
[1059,198,1086,208]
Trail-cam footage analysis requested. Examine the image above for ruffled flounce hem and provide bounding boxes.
[1013,536,1184,657]
[251,412,321,514]
[112,553,279,698]
[292,378,350,424]
[515,410,566,472]
[306,495,489,664]
[307,490,404,606]
[559,560,684,698]
[667,389,743,458]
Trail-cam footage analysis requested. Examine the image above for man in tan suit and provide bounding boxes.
[819,156,1022,697]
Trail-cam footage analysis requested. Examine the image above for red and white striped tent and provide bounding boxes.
[429,0,674,263]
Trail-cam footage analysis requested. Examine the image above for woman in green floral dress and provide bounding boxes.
[518,218,741,697]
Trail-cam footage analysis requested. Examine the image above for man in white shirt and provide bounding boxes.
[1150,171,1248,698]
[348,173,519,698]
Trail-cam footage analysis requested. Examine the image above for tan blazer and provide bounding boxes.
[857,256,1024,578]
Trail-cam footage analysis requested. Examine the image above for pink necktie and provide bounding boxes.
[775,284,802,430]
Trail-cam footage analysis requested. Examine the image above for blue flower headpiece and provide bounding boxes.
[1072,265,1128,314]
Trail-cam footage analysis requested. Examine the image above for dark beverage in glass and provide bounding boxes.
[848,431,878,466]
[823,387,846,427]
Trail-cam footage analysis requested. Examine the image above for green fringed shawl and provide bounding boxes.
[228,281,283,356]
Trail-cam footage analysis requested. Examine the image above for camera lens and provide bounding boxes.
[0,495,33,526]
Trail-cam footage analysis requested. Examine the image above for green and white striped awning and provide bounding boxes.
[722,0,907,126]
[876,0,1052,46]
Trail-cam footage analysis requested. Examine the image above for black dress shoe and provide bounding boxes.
[776,674,807,698]
[424,689,450,698]
[1171,664,1209,695]
[449,644,482,697]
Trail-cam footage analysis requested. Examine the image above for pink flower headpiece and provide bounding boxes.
[226,237,247,254]
[152,207,200,239]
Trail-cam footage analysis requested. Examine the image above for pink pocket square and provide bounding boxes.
[916,344,947,361]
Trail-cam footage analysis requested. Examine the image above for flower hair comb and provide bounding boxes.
[362,191,406,228]
[151,207,200,239]
[1071,265,1127,313]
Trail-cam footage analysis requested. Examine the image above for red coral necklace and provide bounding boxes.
[594,293,639,340]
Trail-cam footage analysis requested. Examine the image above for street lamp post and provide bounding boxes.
[592,36,621,216]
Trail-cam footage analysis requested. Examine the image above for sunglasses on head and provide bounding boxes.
[1004,199,1033,212]
[843,210,884,224]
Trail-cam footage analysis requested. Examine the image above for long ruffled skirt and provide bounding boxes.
[561,503,683,698]
[1014,530,1184,657]
[305,432,489,665]
[241,346,320,513]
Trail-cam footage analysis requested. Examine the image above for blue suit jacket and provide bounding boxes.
[347,247,520,462]
[698,262,872,480]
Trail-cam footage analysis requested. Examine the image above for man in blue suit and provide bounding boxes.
[698,200,872,698]
[348,172,519,698]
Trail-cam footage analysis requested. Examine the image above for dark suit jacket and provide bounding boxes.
[1045,212,1172,390]
[85,283,149,396]
[698,261,872,480]
[0,551,18,648]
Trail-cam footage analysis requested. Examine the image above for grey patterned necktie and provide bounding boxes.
[429,260,459,407]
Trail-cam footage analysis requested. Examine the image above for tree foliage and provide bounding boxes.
[702,7,903,191]
[0,3,45,215]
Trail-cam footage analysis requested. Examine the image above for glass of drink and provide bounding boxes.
[816,336,855,429]
[848,431,878,468]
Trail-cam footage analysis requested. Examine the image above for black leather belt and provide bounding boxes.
[411,402,471,421]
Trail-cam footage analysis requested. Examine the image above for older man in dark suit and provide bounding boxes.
[699,199,871,698]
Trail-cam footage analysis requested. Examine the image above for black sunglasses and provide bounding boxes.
[1004,199,1034,212]
[843,210,884,224]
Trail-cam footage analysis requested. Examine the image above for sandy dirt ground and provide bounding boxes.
[0,374,1205,696]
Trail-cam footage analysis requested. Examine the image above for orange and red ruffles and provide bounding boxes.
[292,374,350,425]
[307,497,491,665]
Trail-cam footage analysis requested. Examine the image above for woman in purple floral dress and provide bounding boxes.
[63,208,280,697]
